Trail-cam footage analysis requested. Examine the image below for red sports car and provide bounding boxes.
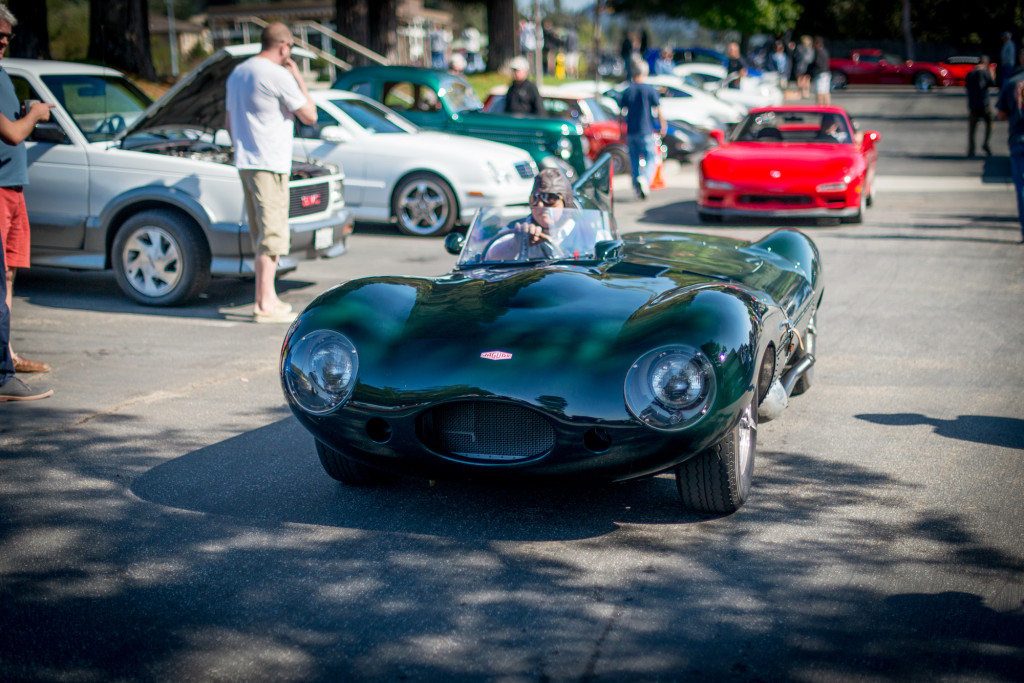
[829,49,954,90]
[940,55,997,87]
[698,106,880,223]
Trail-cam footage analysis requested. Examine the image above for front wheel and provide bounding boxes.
[607,145,631,176]
[392,172,458,237]
[914,72,936,91]
[315,439,395,486]
[675,394,757,514]
[831,71,848,90]
[841,185,868,224]
[111,210,210,306]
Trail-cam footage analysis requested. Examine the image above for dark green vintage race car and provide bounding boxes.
[280,157,822,514]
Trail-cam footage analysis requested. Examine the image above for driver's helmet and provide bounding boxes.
[531,167,577,209]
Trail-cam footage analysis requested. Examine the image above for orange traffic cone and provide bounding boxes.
[650,158,666,191]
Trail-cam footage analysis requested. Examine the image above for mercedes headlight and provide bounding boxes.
[283,330,358,414]
[624,346,715,431]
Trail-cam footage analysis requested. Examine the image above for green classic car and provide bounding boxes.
[281,156,822,514]
[333,65,588,179]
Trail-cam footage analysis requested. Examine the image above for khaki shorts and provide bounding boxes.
[240,169,290,257]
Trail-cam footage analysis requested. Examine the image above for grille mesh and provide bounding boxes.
[514,161,536,179]
[289,182,329,217]
[423,402,555,462]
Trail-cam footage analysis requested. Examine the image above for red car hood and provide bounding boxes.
[703,143,861,180]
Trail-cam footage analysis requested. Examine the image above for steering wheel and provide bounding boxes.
[480,227,562,261]
[94,114,125,136]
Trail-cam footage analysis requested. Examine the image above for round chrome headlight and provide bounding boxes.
[283,330,358,414]
[624,346,715,431]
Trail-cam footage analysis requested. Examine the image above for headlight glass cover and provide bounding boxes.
[625,346,715,431]
[284,330,358,414]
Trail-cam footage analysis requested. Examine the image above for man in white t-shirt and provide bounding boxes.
[226,22,316,323]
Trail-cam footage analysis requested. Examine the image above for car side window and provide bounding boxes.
[12,76,69,145]
[383,82,416,112]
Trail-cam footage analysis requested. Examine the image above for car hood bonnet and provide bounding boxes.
[704,143,860,176]
[124,44,315,138]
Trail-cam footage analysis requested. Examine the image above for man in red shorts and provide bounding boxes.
[0,3,53,400]
[0,4,52,374]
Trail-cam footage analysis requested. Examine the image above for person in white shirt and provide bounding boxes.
[225,22,316,323]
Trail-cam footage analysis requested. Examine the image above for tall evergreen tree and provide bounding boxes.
[8,0,50,59]
[88,0,156,80]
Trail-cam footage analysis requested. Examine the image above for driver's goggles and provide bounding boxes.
[530,191,564,206]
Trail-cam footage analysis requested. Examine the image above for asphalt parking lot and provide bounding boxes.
[1,87,1022,682]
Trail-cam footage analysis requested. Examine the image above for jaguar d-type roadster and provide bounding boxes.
[281,157,823,514]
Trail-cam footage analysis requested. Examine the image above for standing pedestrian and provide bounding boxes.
[996,47,1024,242]
[0,2,56,376]
[796,35,814,99]
[811,36,831,105]
[965,55,994,157]
[225,22,316,323]
[617,58,666,200]
[1000,32,1016,85]
[461,26,481,73]
[768,40,790,89]
[429,23,448,71]
[725,41,748,89]
[0,2,54,401]
[504,56,543,115]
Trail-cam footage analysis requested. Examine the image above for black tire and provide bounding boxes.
[607,145,631,176]
[315,439,395,486]
[831,71,848,90]
[914,72,936,91]
[676,394,756,514]
[111,209,211,306]
[392,171,458,237]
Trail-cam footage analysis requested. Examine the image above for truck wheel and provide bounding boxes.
[112,210,210,306]
[392,172,458,237]
[676,394,756,514]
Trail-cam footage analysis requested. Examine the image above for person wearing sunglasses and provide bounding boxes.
[488,167,597,261]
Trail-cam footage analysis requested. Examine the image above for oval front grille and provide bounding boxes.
[421,402,555,462]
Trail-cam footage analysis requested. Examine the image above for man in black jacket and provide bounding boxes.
[966,55,994,157]
[504,56,543,115]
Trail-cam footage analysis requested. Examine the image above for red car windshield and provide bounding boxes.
[733,111,852,144]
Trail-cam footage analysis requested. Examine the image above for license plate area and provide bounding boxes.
[314,227,333,250]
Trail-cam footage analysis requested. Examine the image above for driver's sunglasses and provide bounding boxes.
[530,191,563,207]
[0,32,14,42]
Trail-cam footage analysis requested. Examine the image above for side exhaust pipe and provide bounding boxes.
[758,354,815,423]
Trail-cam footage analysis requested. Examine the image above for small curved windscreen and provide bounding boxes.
[458,208,614,265]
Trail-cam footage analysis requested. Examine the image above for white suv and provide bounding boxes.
[5,58,353,305]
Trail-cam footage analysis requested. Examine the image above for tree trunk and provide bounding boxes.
[335,0,370,66]
[368,0,397,64]
[8,0,50,59]
[88,0,155,80]
[487,0,517,71]
[902,0,914,61]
